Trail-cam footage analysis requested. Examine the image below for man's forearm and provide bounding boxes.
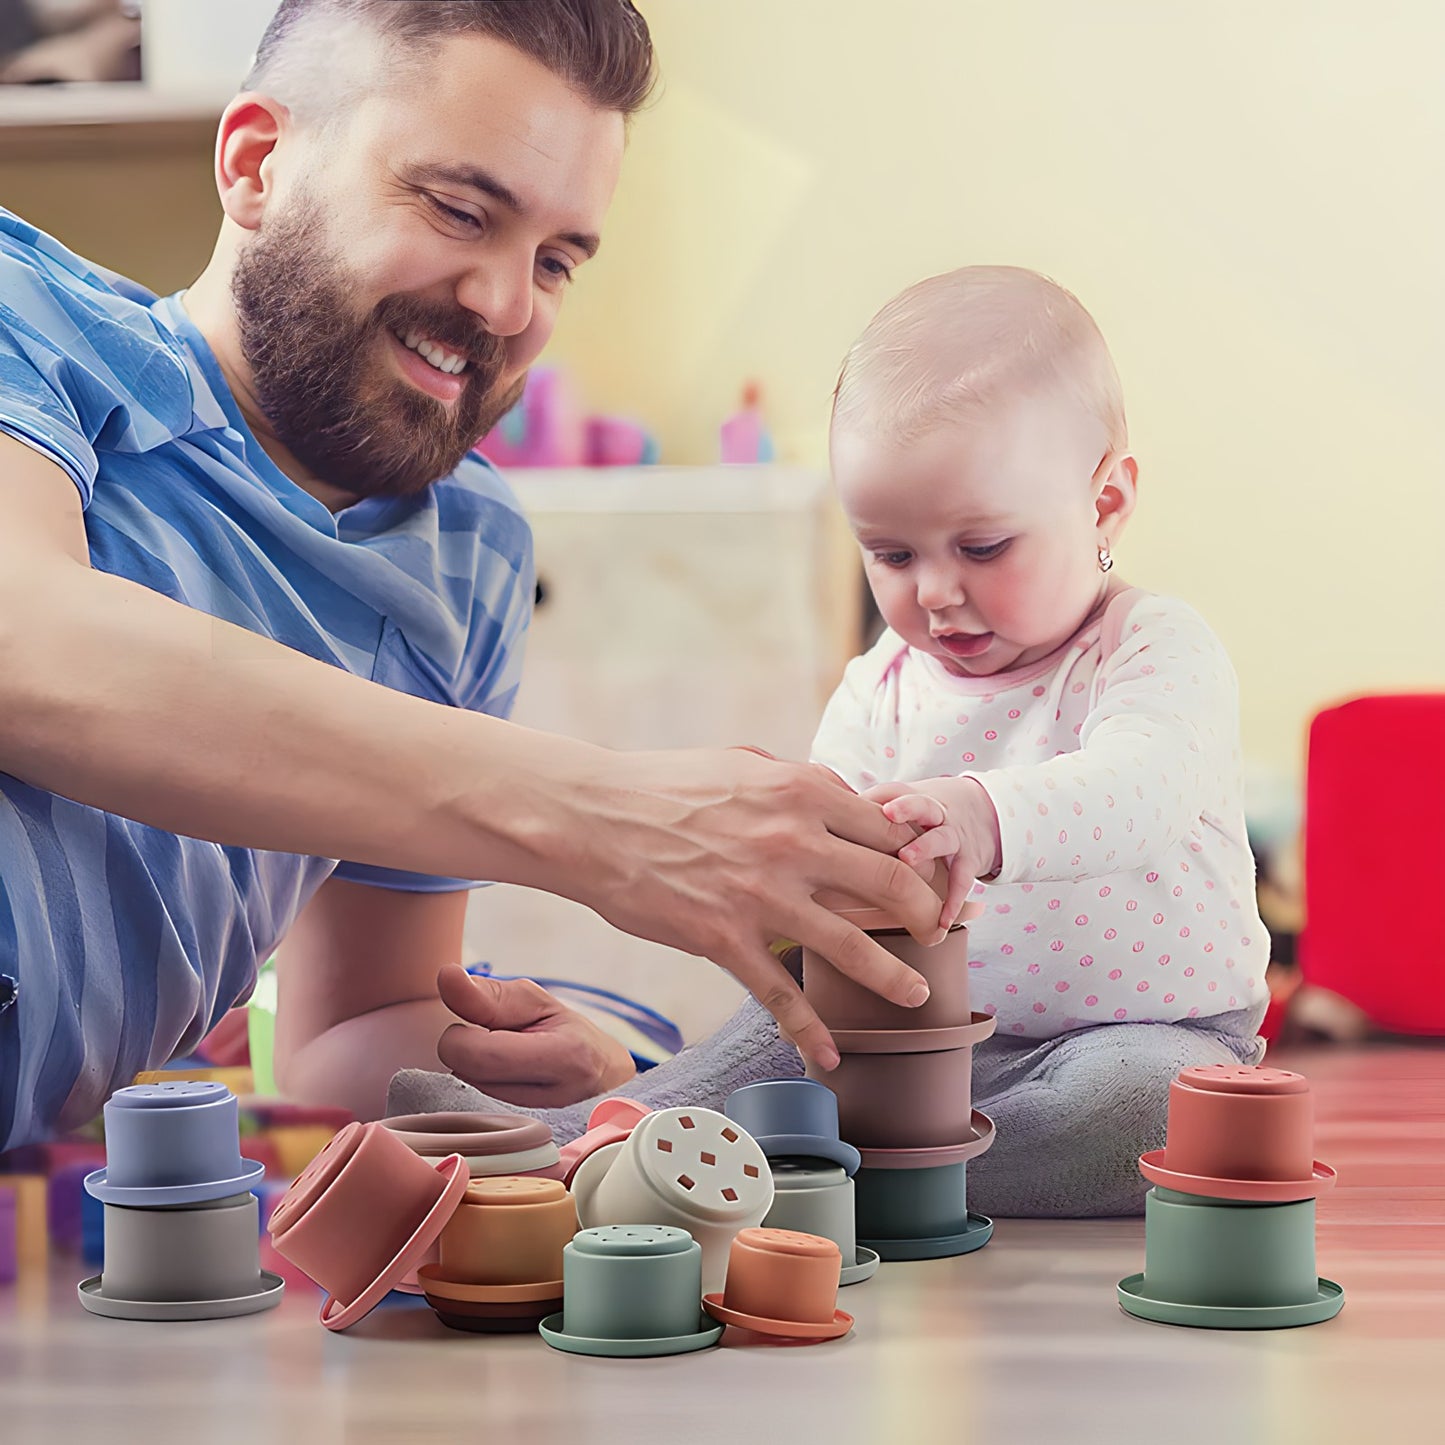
[0,556,589,885]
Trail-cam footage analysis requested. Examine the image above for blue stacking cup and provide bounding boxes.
[86,1081,263,1206]
[724,1079,861,1176]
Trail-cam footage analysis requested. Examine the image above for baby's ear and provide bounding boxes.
[1096,452,1139,530]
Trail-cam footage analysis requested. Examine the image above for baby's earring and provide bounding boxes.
[1097,540,1114,573]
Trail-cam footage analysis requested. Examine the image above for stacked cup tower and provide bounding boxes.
[800,897,997,1260]
[79,1081,284,1321]
[1117,1064,1345,1329]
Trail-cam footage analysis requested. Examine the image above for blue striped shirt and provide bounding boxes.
[0,211,534,1150]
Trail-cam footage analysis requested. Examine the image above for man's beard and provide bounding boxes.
[232,198,525,499]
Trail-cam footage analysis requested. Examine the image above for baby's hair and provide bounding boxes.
[832,266,1127,451]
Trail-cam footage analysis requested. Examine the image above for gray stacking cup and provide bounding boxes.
[763,1162,857,1261]
[100,1193,265,1303]
[561,1225,704,1340]
[99,1081,249,1194]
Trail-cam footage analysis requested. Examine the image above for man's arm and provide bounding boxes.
[273,878,635,1119]
[0,434,946,1069]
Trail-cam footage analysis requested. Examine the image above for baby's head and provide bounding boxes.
[831,266,1137,677]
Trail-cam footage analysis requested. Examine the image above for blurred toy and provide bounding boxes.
[475,368,586,469]
[719,381,775,464]
[584,414,659,467]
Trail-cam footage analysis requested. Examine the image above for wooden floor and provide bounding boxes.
[2,1042,1442,1445]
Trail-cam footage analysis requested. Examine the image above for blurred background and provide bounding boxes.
[0,1,1439,1045]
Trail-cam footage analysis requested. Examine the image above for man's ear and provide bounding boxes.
[1095,451,1139,536]
[215,94,290,233]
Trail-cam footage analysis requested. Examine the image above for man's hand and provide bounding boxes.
[540,747,950,1073]
[862,776,1003,929]
[435,964,637,1108]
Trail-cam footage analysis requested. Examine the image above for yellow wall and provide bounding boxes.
[547,0,1445,779]
[4,2,1440,782]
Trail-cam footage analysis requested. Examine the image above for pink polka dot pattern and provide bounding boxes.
[803,591,1268,1040]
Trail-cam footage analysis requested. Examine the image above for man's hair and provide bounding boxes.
[832,266,1127,451]
[246,0,656,123]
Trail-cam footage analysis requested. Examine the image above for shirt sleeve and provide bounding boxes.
[964,595,1241,883]
[0,222,193,505]
[809,631,908,790]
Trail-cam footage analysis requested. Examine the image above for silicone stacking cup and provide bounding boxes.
[809,1044,977,1150]
[558,1098,651,1186]
[579,1108,774,1294]
[853,1161,992,1261]
[803,920,979,1032]
[539,1225,722,1358]
[78,1192,284,1321]
[86,1081,262,1205]
[435,1177,577,1284]
[417,1177,576,1333]
[1117,1187,1344,1329]
[385,1113,563,1181]
[267,1120,468,1330]
[724,1080,861,1175]
[764,1161,877,1286]
[703,1228,852,1341]
[1141,1066,1334,1199]
[383,1112,553,1159]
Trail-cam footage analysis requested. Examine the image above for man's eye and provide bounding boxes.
[426,194,481,230]
[539,256,575,284]
[962,540,1010,561]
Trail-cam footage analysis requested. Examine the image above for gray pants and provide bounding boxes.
[389,995,1266,1220]
[966,1006,1266,1217]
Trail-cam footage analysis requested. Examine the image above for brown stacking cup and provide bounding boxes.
[807,1043,976,1150]
[803,923,976,1032]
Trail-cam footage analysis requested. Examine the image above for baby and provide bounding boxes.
[395,266,1270,1218]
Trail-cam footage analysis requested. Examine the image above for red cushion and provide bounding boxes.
[1300,694,1445,1034]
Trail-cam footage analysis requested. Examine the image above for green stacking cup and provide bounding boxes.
[1118,1187,1344,1329]
[539,1224,723,1357]
[853,1163,992,1261]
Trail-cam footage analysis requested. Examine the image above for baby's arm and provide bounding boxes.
[813,637,993,927]
[865,776,1002,926]
[861,599,1239,902]
[968,600,1239,884]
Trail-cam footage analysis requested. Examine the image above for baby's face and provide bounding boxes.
[832,391,1120,678]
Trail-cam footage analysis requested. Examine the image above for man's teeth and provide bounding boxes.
[397,329,470,376]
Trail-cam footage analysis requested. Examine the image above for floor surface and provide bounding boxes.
[1,1043,1441,1444]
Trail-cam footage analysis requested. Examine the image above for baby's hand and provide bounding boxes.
[862,777,1002,928]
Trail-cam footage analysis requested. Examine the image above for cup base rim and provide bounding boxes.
[839,1247,881,1287]
[1139,1151,1337,1202]
[856,1112,995,1170]
[538,1312,723,1357]
[702,1294,853,1341]
[311,1153,470,1332]
[84,1160,265,1207]
[1117,1273,1344,1329]
[858,1212,993,1261]
[830,1014,997,1054]
[77,1270,284,1321]
[415,1267,564,1304]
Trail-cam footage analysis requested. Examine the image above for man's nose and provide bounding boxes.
[456,253,535,339]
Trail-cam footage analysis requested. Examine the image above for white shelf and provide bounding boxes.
[0,81,222,128]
